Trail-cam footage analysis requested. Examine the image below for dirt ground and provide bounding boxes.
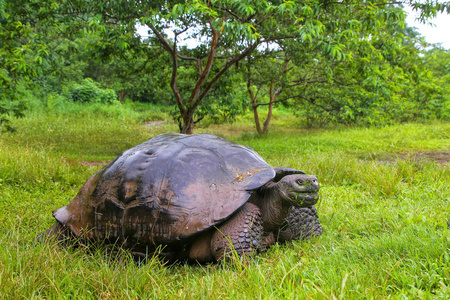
[399,151,450,165]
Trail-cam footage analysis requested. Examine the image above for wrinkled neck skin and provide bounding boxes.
[249,181,290,232]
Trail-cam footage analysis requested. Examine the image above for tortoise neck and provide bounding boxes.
[250,182,291,232]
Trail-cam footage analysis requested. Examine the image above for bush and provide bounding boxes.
[0,100,27,132]
[68,78,117,104]
[98,89,117,105]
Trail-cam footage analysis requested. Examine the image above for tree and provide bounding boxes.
[243,51,290,134]
[0,0,37,130]
[82,0,446,133]
[0,0,85,130]
[2,0,449,132]
[121,1,323,133]
[239,2,450,129]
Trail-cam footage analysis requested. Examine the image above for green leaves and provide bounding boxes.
[0,100,27,132]
[298,20,324,43]
[1,0,449,133]
[410,1,450,23]
[114,38,130,51]
[268,1,296,15]
[68,78,118,104]
[0,0,5,19]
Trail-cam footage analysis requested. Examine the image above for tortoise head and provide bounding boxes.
[276,174,319,207]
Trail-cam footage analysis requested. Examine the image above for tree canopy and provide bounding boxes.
[1,0,449,132]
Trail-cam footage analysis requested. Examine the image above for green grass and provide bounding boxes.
[1,106,449,299]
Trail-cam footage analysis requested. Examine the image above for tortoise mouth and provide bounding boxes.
[294,192,319,207]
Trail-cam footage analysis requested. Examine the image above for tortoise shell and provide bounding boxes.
[54,133,276,248]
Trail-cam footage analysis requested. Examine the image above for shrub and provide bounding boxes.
[68,78,117,104]
[98,88,117,105]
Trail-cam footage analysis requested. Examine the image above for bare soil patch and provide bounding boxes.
[411,151,450,164]
[372,150,450,165]
[397,151,450,165]
[144,121,165,127]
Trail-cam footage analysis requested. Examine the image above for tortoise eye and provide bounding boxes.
[296,179,304,185]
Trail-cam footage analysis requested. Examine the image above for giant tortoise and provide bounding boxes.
[41,133,322,262]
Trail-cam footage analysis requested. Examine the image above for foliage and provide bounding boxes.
[0,99,26,132]
[1,0,450,132]
[68,78,118,104]
[266,9,450,128]
[70,0,449,133]
[423,48,450,119]
[0,0,79,129]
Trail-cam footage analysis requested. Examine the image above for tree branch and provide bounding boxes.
[327,1,402,6]
[254,97,287,107]
[188,20,221,107]
[172,25,204,75]
[176,54,203,74]
[148,24,174,54]
[195,40,260,107]
[148,23,185,114]
[220,7,244,22]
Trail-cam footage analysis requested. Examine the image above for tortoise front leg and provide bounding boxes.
[210,203,263,261]
[276,206,322,243]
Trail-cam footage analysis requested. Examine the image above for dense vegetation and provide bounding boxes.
[1,0,449,133]
[0,106,449,298]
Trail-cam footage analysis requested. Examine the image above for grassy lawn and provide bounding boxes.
[1,107,449,299]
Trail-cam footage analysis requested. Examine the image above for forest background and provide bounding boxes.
[1,0,449,134]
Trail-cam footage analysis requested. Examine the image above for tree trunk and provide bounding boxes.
[262,81,276,134]
[180,109,195,134]
[150,22,260,135]
[119,90,126,103]
[248,88,263,134]
[247,56,262,135]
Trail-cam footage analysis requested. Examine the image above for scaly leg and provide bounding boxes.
[210,202,263,261]
[276,206,322,243]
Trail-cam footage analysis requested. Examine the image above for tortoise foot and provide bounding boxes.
[211,203,263,261]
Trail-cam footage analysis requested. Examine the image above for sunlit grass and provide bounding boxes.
[0,106,449,298]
